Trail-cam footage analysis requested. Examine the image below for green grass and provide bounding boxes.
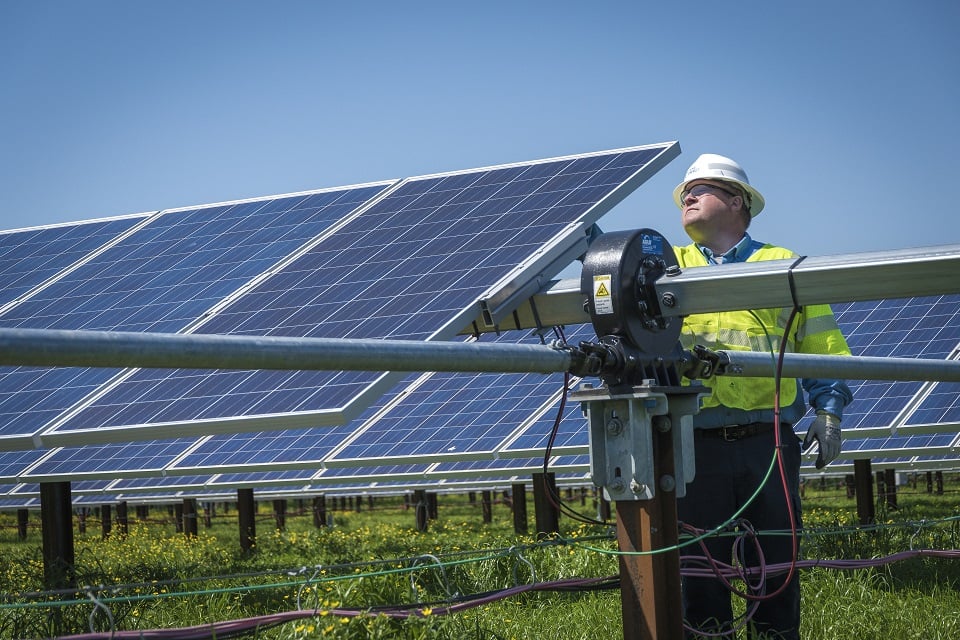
[2,481,960,639]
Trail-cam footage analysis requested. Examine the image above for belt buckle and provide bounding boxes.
[721,425,740,441]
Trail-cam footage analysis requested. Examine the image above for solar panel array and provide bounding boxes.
[7,144,676,450]
[0,144,689,500]
[0,142,958,508]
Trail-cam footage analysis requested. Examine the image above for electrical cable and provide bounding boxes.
[46,547,960,640]
[540,325,611,528]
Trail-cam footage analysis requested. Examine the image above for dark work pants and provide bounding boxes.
[678,424,802,639]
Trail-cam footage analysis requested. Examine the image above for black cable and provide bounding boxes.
[540,325,611,527]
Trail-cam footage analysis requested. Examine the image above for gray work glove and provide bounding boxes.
[803,410,842,469]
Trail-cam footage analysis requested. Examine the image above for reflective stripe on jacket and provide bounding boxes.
[673,242,852,412]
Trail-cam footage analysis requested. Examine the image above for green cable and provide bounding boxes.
[566,447,781,557]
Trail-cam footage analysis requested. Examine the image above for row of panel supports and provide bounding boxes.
[19,468,946,592]
[24,473,596,590]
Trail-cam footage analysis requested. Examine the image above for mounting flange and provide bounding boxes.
[580,228,682,356]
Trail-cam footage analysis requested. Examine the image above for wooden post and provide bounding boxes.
[313,495,327,528]
[481,490,493,523]
[532,472,559,537]
[183,499,198,537]
[116,501,129,536]
[854,459,875,525]
[238,489,256,554]
[414,489,428,532]
[40,482,76,591]
[512,483,528,535]
[273,499,287,530]
[614,417,683,640]
[844,474,856,498]
[101,504,112,539]
[884,469,898,509]
[17,509,28,540]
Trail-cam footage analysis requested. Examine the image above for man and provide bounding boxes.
[672,154,854,639]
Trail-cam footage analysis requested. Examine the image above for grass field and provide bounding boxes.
[2,478,959,639]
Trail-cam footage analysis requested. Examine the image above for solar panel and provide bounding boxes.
[0,450,48,481]
[23,439,199,479]
[0,183,396,448]
[322,325,591,466]
[41,144,678,445]
[0,215,148,309]
[906,381,960,425]
[812,295,960,432]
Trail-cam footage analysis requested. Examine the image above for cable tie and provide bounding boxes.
[786,255,807,312]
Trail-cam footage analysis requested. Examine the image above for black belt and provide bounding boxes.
[696,422,780,442]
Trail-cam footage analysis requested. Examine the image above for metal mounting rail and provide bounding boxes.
[464,243,960,333]
[655,243,960,316]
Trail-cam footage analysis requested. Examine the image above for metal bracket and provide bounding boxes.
[572,383,702,501]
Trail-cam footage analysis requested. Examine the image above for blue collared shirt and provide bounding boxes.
[693,233,853,426]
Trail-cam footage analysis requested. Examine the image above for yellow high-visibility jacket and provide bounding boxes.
[674,243,852,413]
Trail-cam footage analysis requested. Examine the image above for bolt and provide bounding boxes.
[659,474,676,493]
[629,480,648,495]
[665,265,681,277]
[606,417,624,436]
[653,415,672,433]
[661,292,677,308]
[609,479,626,493]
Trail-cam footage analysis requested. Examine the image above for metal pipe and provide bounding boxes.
[464,243,960,333]
[2,328,959,382]
[0,327,573,375]
[717,350,960,382]
[656,243,960,317]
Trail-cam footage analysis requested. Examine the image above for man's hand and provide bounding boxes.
[803,411,842,469]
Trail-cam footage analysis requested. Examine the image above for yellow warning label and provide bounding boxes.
[593,275,614,315]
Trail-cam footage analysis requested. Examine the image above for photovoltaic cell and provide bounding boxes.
[48,144,676,441]
[0,183,394,445]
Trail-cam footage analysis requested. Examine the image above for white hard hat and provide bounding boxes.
[672,153,765,216]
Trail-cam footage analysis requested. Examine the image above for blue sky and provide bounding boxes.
[2,1,958,262]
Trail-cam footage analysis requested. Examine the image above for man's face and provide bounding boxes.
[679,180,745,241]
